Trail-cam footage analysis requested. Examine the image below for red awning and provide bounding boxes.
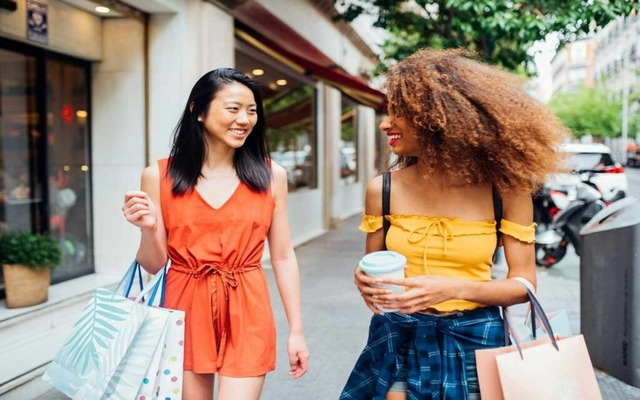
[233,2,385,109]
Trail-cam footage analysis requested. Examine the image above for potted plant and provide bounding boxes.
[0,231,62,308]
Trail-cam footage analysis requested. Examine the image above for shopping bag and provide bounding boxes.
[104,301,171,399]
[42,261,170,399]
[136,308,185,400]
[496,335,602,400]
[476,335,602,400]
[475,279,602,400]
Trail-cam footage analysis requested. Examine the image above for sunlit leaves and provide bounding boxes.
[549,86,624,138]
[334,0,640,73]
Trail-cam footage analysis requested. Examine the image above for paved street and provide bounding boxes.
[36,210,640,399]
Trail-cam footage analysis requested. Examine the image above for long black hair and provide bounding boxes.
[167,68,271,194]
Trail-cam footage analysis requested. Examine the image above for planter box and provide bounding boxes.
[2,264,50,308]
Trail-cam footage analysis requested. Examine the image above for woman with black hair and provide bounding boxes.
[122,68,308,399]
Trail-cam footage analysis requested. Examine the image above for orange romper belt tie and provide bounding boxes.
[170,262,260,369]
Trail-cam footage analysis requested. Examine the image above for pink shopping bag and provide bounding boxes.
[476,335,602,400]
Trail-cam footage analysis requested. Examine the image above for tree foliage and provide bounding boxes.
[548,86,627,139]
[334,0,640,73]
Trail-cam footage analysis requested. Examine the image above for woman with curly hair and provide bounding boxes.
[340,48,568,400]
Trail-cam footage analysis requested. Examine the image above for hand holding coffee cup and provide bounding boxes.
[358,251,407,311]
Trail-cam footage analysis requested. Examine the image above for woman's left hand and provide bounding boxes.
[287,332,309,379]
[375,275,458,314]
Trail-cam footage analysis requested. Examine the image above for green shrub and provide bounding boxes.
[0,231,62,268]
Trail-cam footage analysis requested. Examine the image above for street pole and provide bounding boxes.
[622,26,630,164]
[623,75,629,163]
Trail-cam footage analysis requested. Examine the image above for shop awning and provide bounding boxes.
[232,2,385,109]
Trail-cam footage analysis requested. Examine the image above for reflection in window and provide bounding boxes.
[340,96,358,183]
[236,43,317,191]
[264,85,316,190]
[46,59,93,282]
[0,49,42,235]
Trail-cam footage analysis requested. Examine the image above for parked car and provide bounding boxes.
[548,143,628,200]
[627,150,640,168]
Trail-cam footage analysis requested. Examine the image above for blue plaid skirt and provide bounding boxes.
[339,306,505,400]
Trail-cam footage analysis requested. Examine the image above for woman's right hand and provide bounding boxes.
[354,266,389,315]
[122,191,158,230]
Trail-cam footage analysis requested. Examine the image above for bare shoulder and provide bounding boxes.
[271,160,287,185]
[365,174,384,198]
[141,162,161,193]
[142,163,160,180]
[270,160,287,179]
[269,160,288,196]
[364,174,386,215]
[500,190,533,224]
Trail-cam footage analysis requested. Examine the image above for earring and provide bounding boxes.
[197,116,203,122]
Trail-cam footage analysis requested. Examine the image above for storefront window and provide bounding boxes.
[374,112,390,174]
[0,48,42,234]
[235,41,318,191]
[340,96,358,183]
[46,59,92,282]
[0,39,93,293]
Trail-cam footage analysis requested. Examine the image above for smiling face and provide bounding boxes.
[200,82,258,149]
[379,112,421,157]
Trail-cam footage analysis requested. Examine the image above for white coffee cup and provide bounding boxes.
[358,250,407,295]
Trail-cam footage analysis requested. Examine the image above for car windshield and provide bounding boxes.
[568,152,615,172]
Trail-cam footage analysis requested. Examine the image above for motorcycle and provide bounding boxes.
[579,171,626,204]
[534,170,626,234]
[533,184,571,233]
[534,182,606,268]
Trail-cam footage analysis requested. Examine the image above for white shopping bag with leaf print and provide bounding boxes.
[43,261,171,399]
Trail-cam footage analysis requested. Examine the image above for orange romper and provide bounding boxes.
[158,158,276,376]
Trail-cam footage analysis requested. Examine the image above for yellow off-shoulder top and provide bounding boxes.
[360,214,535,312]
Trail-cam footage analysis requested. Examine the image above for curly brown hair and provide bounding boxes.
[383,48,569,194]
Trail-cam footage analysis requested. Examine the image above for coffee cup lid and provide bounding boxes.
[359,251,407,273]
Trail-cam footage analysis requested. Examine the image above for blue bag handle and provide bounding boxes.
[114,260,168,308]
[145,265,167,307]
[114,260,144,298]
[133,263,168,307]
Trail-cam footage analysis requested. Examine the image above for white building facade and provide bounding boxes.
[550,38,596,95]
[593,15,640,157]
[593,14,640,94]
[0,0,385,396]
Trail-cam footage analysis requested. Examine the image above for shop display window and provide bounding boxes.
[0,39,93,294]
[340,96,358,184]
[0,48,41,237]
[235,41,318,191]
[45,58,92,282]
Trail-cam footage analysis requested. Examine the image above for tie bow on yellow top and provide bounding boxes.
[407,219,454,274]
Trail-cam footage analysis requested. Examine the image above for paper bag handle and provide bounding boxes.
[503,279,559,359]
[114,260,168,307]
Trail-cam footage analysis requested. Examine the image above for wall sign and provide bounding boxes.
[27,0,48,44]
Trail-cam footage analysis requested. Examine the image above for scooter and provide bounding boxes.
[534,182,606,268]
[533,184,571,233]
[579,171,626,204]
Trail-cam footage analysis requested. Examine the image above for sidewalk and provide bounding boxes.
[35,214,640,399]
